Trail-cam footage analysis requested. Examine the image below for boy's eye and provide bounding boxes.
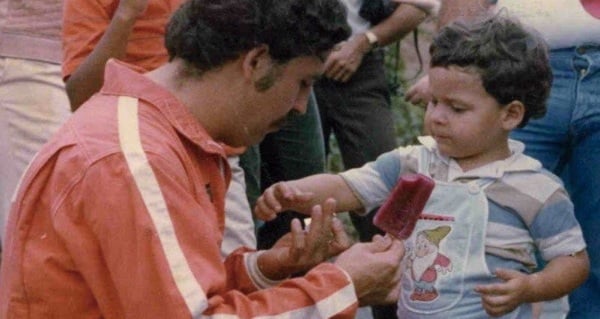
[450,104,466,113]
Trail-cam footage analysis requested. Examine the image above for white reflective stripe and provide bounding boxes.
[117,96,207,317]
[201,281,356,319]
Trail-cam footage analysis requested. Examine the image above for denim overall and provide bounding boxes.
[396,150,532,319]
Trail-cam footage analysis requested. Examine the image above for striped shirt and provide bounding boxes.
[341,136,586,272]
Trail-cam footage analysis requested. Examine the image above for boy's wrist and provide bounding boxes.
[522,272,542,303]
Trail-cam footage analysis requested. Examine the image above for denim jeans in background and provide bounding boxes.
[241,91,326,249]
[510,44,600,319]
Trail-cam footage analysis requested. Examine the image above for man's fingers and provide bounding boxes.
[330,217,353,249]
[290,218,305,253]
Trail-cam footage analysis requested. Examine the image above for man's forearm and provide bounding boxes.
[370,4,428,47]
[438,0,494,28]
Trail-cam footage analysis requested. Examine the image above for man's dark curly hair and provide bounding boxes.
[430,13,552,127]
[165,0,350,74]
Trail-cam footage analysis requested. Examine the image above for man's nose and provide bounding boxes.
[293,91,311,115]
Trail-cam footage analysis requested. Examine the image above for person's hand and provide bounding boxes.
[115,0,150,20]
[258,199,353,280]
[323,37,370,83]
[254,182,314,221]
[405,75,432,107]
[334,234,405,306]
[474,268,531,317]
[392,0,441,16]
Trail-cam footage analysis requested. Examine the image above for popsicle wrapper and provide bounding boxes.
[373,173,435,239]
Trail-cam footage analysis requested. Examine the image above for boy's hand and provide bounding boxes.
[474,268,530,317]
[255,182,314,221]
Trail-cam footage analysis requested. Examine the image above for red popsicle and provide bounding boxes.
[373,173,435,239]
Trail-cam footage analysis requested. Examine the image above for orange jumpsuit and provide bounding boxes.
[0,60,358,318]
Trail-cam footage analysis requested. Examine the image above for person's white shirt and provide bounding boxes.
[495,0,600,49]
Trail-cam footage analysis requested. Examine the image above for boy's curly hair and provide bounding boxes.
[430,13,552,127]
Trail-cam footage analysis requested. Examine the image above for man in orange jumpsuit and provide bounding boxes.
[0,0,405,317]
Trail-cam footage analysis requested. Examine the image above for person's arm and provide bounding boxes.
[323,4,427,82]
[63,0,149,110]
[254,173,363,221]
[437,0,493,27]
[474,251,589,317]
[474,188,590,317]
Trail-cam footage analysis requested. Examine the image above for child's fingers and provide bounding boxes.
[254,197,278,221]
[474,281,510,296]
[494,268,522,281]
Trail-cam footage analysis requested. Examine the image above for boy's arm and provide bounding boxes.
[475,251,590,317]
[254,173,363,221]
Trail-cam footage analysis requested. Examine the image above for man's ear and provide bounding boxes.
[502,100,525,130]
[242,44,271,80]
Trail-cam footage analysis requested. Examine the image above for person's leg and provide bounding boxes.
[510,48,576,319]
[509,48,573,173]
[511,46,600,319]
[315,50,397,240]
[0,57,70,242]
[314,49,398,319]
[563,45,600,319]
[255,91,326,249]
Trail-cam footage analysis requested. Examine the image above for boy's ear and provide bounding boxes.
[241,44,271,80]
[502,100,525,130]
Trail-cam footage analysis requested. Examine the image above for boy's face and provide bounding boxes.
[425,66,512,171]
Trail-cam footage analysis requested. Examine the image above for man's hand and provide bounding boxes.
[323,36,371,83]
[258,199,353,280]
[254,182,314,221]
[474,268,531,317]
[335,235,405,306]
